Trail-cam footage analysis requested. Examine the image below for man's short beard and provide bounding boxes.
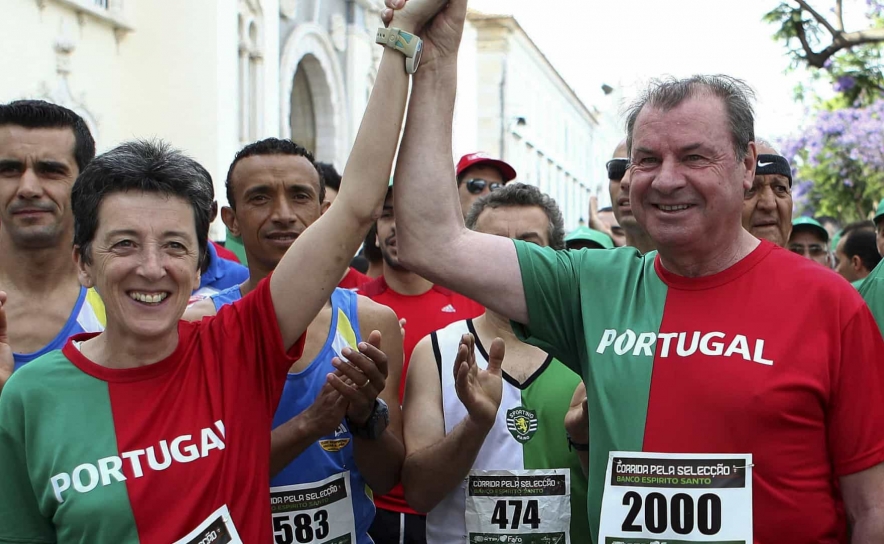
[6,224,65,250]
[381,246,408,272]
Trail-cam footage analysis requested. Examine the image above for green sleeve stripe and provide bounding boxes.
[0,351,139,542]
[513,241,669,542]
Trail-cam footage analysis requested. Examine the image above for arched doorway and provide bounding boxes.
[288,54,336,160]
[280,24,346,165]
[290,61,316,153]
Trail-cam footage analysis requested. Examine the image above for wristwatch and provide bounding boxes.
[566,432,589,452]
[348,398,390,440]
[376,27,423,74]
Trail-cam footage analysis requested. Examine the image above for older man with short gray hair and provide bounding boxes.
[385,13,884,538]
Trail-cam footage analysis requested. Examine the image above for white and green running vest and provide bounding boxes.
[426,319,590,544]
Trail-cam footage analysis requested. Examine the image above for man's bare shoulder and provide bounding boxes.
[355,294,398,327]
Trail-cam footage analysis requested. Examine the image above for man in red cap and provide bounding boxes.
[455,152,516,218]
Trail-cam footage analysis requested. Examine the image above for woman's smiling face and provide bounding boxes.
[77,190,201,342]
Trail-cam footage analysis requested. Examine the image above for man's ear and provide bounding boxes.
[320,200,331,216]
[221,206,240,237]
[73,246,94,289]
[742,142,758,193]
[851,254,865,273]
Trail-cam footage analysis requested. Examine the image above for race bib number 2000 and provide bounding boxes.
[465,469,571,544]
[598,452,752,544]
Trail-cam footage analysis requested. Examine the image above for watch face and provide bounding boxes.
[412,40,423,71]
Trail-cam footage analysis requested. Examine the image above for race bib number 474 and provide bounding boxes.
[465,469,571,544]
[598,452,752,544]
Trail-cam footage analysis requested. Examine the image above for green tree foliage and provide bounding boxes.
[766,1,884,220]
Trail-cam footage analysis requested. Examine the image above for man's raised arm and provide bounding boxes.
[270,0,449,348]
[388,0,529,324]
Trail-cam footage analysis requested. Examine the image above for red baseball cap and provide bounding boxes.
[456,152,517,183]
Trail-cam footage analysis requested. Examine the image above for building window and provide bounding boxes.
[291,62,317,153]
[238,0,263,145]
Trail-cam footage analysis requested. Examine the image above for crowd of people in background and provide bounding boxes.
[1,0,883,543]
[588,138,884,294]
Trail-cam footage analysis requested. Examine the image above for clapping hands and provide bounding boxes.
[453,333,505,429]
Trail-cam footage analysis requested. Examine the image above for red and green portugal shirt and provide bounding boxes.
[512,239,884,544]
[0,278,305,543]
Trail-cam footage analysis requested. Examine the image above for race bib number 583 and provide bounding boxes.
[270,472,356,544]
[598,452,752,544]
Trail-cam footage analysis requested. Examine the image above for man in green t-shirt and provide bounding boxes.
[382,0,884,541]
[859,201,884,336]
[875,200,884,257]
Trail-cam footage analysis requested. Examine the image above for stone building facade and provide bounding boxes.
[1,0,607,231]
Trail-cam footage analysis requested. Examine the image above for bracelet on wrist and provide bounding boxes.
[567,432,589,452]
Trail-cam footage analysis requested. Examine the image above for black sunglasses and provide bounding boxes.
[465,178,504,195]
[606,158,629,181]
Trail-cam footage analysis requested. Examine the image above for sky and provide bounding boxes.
[470,0,859,143]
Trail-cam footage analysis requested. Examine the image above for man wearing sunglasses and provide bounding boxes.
[788,216,831,267]
[455,152,517,218]
[605,141,655,253]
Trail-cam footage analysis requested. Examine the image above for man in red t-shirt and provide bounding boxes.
[360,182,483,543]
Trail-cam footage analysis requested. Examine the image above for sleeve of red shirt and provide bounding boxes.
[828,302,884,476]
[207,276,306,415]
[338,267,371,290]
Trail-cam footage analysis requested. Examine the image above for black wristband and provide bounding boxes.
[567,432,589,452]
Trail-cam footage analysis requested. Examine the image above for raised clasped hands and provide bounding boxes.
[453,333,505,430]
[382,0,468,69]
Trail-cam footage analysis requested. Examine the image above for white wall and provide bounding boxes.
[496,22,598,230]
[0,0,273,238]
[117,0,233,200]
[0,0,128,148]
[452,19,480,162]
[261,0,281,141]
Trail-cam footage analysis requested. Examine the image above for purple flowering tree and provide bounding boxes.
[780,100,884,220]
[767,0,884,220]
